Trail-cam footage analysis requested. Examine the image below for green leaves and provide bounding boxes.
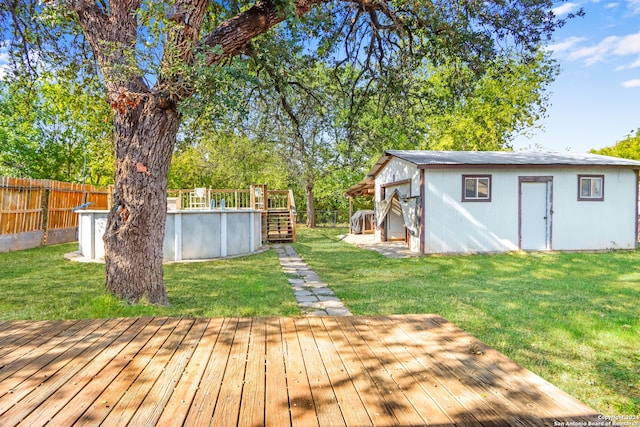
[591,129,640,160]
[419,52,558,150]
[169,128,290,190]
[0,70,114,184]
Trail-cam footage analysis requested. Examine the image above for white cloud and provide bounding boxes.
[621,79,640,87]
[613,32,640,55]
[568,36,620,64]
[629,0,640,14]
[552,2,581,16]
[546,36,587,53]
[604,2,620,8]
[558,31,640,67]
[626,57,640,68]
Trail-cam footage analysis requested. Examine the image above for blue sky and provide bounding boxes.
[512,0,640,152]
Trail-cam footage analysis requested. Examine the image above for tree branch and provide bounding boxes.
[67,0,146,95]
[198,0,323,66]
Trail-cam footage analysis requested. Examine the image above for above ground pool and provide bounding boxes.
[75,209,263,262]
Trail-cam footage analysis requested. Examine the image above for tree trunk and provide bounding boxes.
[103,94,179,305]
[305,177,316,228]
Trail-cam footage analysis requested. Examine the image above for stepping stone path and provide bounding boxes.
[274,244,352,316]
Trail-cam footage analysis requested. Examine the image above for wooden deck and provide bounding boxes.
[0,315,601,426]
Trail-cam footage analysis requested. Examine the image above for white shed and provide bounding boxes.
[346,150,640,254]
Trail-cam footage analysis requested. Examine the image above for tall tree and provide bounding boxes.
[2,0,578,304]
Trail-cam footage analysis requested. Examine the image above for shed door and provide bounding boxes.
[519,177,552,250]
[387,194,406,241]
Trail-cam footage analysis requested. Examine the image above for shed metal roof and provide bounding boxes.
[387,150,640,168]
[345,150,640,197]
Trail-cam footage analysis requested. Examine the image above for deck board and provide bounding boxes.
[295,318,346,427]
[210,317,252,427]
[45,317,160,427]
[307,317,371,426]
[0,320,81,375]
[264,318,292,427]
[238,317,266,427]
[344,317,454,426]
[340,317,426,426]
[16,318,141,427]
[325,317,394,425]
[0,318,123,424]
[400,315,551,426]
[155,318,224,427]
[281,317,319,427]
[128,317,209,426]
[182,318,236,427]
[0,315,603,427]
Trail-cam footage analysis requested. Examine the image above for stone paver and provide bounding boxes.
[274,244,352,317]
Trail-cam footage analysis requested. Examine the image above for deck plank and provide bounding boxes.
[401,315,553,426]
[0,320,55,349]
[100,318,196,426]
[238,318,267,427]
[0,320,82,379]
[0,315,604,427]
[280,317,319,427]
[307,317,372,426]
[322,317,401,426]
[182,318,238,427]
[422,315,601,423]
[264,318,292,427]
[344,316,454,426]
[155,317,225,427]
[0,319,103,415]
[12,318,140,427]
[370,316,517,427]
[294,318,346,427]
[0,318,123,424]
[341,316,432,426]
[210,317,252,427]
[129,317,209,426]
[74,317,179,426]
[42,317,163,427]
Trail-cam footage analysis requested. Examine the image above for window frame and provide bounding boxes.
[577,175,604,201]
[462,174,492,202]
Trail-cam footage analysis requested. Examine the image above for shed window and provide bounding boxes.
[578,175,604,201]
[462,175,491,202]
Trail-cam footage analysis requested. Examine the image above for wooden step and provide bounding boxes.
[263,209,295,243]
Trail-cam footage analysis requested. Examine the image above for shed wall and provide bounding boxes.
[551,168,637,250]
[374,158,422,251]
[421,167,638,253]
[423,169,519,253]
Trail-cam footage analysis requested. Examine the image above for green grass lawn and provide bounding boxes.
[292,227,640,416]
[0,243,300,319]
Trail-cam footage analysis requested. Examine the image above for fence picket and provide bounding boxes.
[0,177,110,239]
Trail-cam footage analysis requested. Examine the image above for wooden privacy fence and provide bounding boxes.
[0,177,110,252]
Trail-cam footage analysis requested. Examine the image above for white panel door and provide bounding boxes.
[520,180,552,250]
